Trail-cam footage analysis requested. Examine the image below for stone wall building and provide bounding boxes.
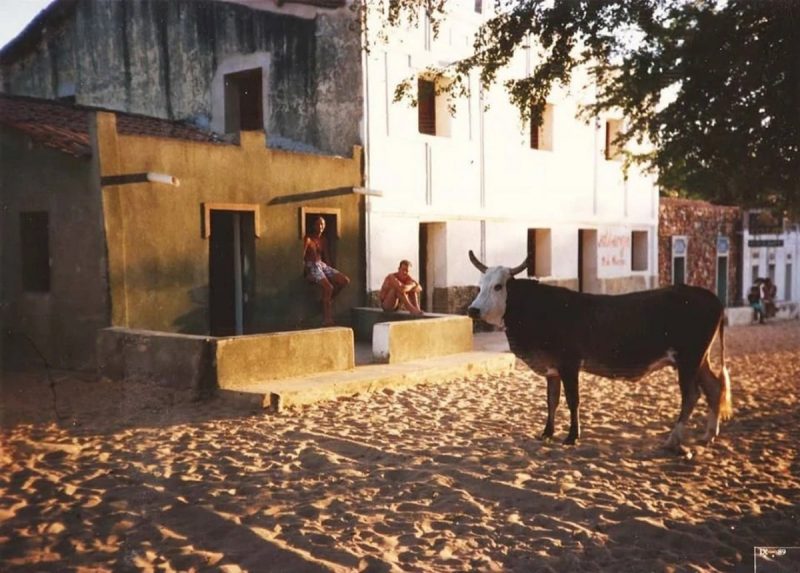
[658,197,742,306]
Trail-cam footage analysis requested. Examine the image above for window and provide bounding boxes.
[224,68,263,133]
[716,236,730,306]
[526,228,552,277]
[20,212,50,292]
[417,76,451,137]
[300,207,341,267]
[671,236,687,284]
[751,264,760,285]
[785,262,792,300]
[530,104,554,151]
[418,78,436,135]
[474,0,483,13]
[605,119,623,160]
[631,230,648,271]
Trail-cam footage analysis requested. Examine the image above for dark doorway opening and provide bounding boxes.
[209,210,256,336]
[716,256,728,305]
[418,224,429,310]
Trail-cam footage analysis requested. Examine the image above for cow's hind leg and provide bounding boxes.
[541,373,561,441]
[664,365,702,453]
[697,360,733,444]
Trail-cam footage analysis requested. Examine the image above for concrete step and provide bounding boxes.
[228,350,516,411]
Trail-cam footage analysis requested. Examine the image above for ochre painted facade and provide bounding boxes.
[96,112,364,336]
[2,97,364,370]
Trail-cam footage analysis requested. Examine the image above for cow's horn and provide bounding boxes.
[509,257,529,277]
[468,250,488,273]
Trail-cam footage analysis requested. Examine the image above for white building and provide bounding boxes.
[361,1,660,312]
[742,210,799,304]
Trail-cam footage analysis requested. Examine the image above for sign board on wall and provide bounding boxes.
[748,239,784,247]
[598,229,630,271]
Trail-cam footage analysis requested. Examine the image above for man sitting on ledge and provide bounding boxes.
[380,259,424,316]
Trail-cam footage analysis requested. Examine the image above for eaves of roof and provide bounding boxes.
[0,94,231,158]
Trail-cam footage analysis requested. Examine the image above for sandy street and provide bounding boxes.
[1,321,798,572]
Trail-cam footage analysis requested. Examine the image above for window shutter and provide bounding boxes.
[418,79,436,135]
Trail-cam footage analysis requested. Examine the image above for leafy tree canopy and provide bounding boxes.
[371,0,800,216]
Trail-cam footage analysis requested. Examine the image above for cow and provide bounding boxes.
[466,250,732,452]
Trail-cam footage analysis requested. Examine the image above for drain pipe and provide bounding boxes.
[361,4,373,304]
[479,82,487,261]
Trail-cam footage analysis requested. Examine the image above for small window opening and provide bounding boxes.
[605,119,623,160]
[224,68,263,133]
[672,236,687,284]
[530,104,553,151]
[303,211,340,268]
[418,78,436,136]
[20,211,50,292]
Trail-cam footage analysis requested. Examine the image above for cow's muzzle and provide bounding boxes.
[467,306,481,320]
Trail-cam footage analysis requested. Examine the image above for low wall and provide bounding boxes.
[96,326,355,394]
[351,307,449,342]
[216,328,354,389]
[97,327,214,392]
[372,315,473,364]
[726,302,800,326]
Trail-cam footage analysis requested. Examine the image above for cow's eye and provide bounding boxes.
[493,284,503,291]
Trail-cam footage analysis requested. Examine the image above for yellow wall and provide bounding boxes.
[96,112,363,334]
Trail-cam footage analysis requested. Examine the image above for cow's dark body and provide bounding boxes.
[467,257,731,450]
[505,280,723,382]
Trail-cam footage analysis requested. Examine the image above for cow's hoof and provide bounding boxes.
[701,434,717,446]
[662,442,690,458]
[540,433,554,443]
[563,436,578,446]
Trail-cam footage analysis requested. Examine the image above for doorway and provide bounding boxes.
[578,229,598,293]
[716,256,728,306]
[209,210,256,336]
[418,222,446,313]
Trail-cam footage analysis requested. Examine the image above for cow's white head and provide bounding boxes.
[467,250,528,328]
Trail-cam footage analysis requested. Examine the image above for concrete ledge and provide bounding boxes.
[96,327,214,393]
[232,351,517,410]
[726,302,799,326]
[216,327,354,389]
[373,315,473,364]
[97,326,355,395]
[351,306,448,342]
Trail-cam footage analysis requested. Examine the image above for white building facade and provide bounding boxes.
[361,1,660,312]
[742,210,800,304]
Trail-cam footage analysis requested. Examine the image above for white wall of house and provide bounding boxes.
[363,1,659,303]
[742,213,800,304]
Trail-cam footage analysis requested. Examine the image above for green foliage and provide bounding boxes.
[373,0,800,216]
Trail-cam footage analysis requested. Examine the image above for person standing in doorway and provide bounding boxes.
[303,216,349,326]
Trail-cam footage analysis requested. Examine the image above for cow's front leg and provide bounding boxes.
[561,366,581,445]
[541,374,561,440]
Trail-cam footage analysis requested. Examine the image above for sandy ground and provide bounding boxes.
[1,321,798,573]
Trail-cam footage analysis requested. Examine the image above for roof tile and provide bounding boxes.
[0,94,228,157]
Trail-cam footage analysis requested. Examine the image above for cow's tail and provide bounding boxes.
[718,319,733,420]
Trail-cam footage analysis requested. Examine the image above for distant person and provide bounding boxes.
[748,279,765,324]
[303,216,349,326]
[380,259,424,315]
[763,277,777,319]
